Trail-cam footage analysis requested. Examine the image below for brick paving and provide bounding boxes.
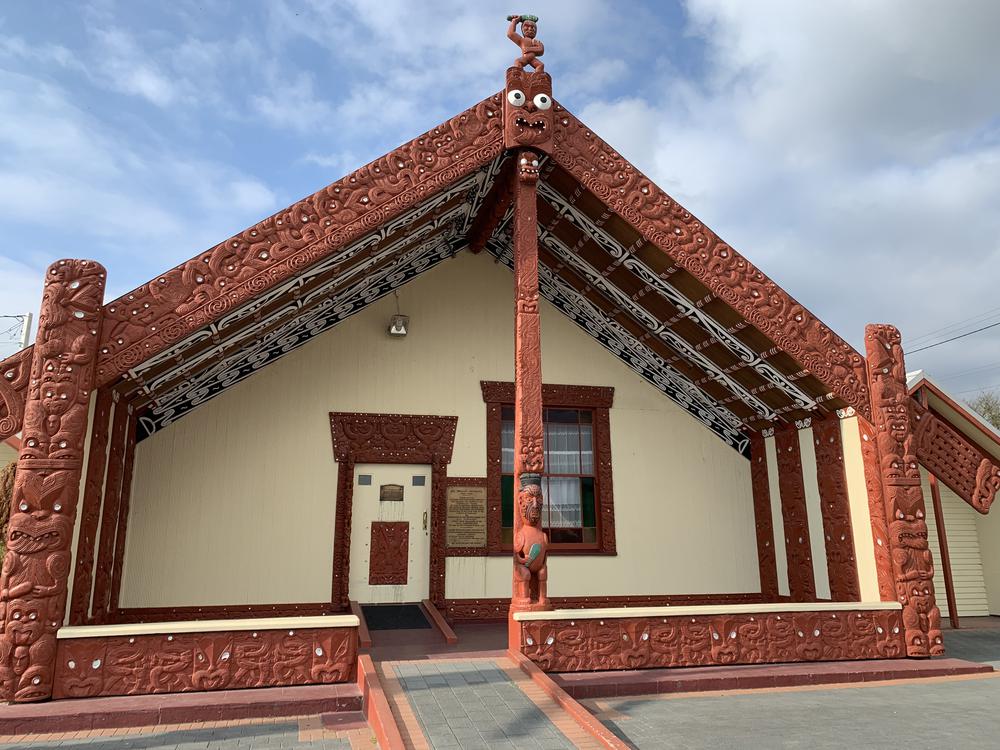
[381,658,583,749]
[0,716,378,749]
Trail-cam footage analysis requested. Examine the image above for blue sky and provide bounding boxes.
[1,0,999,399]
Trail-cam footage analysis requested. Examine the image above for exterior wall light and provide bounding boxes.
[388,314,409,337]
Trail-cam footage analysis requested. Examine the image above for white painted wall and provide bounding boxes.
[119,250,759,608]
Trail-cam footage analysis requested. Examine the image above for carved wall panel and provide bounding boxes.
[0,259,106,703]
[328,413,457,608]
[91,398,130,623]
[107,410,137,618]
[864,324,942,656]
[69,389,114,625]
[0,347,32,442]
[369,522,409,585]
[551,108,870,420]
[519,608,905,672]
[749,433,779,598]
[443,593,774,622]
[52,626,356,699]
[812,418,861,601]
[857,417,896,600]
[774,427,816,601]
[912,402,1000,513]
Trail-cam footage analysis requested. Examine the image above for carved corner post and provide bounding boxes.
[0,260,106,702]
[864,324,943,657]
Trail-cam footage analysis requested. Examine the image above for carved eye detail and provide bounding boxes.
[507,89,526,107]
[533,93,552,110]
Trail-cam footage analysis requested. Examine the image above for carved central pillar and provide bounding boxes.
[509,149,551,651]
[863,324,943,657]
[0,260,106,702]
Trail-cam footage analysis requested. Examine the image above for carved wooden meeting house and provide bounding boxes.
[2,18,1000,704]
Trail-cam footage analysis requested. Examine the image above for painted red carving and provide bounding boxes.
[812,418,861,601]
[519,608,905,672]
[774,426,816,601]
[551,110,870,419]
[444,593,777,622]
[0,259,106,703]
[369,522,409,586]
[510,153,550,625]
[52,626,356,699]
[91,398,129,623]
[864,324,943,657]
[112,603,336,624]
[857,416,896,600]
[749,433,779,598]
[69,389,113,625]
[0,347,32,442]
[107,409,136,619]
[506,15,545,74]
[912,401,1000,513]
[328,413,457,609]
[504,69,553,153]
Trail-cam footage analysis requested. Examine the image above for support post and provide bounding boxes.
[918,388,960,629]
[863,324,943,656]
[0,260,106,702]
[509,149,550,651]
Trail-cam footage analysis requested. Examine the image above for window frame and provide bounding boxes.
[481,381,617,556]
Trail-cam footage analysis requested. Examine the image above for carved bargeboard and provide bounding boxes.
[369,521,409,586]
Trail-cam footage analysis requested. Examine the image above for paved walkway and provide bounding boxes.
[586,672,1000,749]
[380,657,604,749]
[0,716,377,749]
[585,626,1000,749]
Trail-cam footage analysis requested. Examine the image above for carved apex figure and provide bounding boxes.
[507,14,544,73]
[512,474,548,610]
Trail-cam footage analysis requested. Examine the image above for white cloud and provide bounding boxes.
[577,0,1000,392]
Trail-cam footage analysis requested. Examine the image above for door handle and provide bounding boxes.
[423,511,428,531]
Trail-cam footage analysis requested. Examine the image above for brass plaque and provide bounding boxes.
[446,485,488,548]
[379,483,404,502]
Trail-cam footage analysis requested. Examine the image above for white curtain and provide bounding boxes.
[545,477,582,527]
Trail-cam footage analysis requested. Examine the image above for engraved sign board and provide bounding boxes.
[446,485,488,548]
[379,483,404,502]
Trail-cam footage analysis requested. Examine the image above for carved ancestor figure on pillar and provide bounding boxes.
[0,260,105,702]
[865,323,943,657]
[506,14,544,73]
[512,476,549,609]
[504,16,553,153]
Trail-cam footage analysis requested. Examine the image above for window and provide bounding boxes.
[500,406,598,545]
[482,381,616,555]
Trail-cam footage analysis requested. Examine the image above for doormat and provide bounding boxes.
[361,604,432,630]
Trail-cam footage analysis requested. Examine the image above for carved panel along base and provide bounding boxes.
[518,609,905,672]
[52,627,357,699]
[369,521,409,585]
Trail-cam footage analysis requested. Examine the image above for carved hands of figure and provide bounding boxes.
[506,15,544,73]
[512,477,548,610]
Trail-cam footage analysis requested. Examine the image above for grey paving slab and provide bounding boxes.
[942,627,1000,667]
[392,660,574,749]
[0,722,357,749]
[596,673,1000,749]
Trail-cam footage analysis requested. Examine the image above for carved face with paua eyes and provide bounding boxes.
[504,67,554,153]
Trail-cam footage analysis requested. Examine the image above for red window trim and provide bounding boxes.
[481,381,617,556]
